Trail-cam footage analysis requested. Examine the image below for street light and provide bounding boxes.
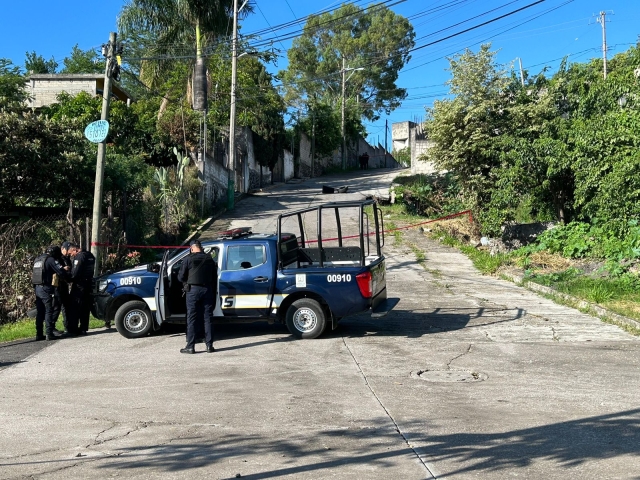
[341,59,364,170]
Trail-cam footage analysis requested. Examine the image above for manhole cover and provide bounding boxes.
[411,369,487,383]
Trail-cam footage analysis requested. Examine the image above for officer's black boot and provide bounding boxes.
[180,346,195,354]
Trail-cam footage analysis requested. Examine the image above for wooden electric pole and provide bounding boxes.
[90,31,116,275]
[227,0,239,209]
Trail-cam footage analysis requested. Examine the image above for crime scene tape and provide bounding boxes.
[89,209,472,250]
[302,209,473,244]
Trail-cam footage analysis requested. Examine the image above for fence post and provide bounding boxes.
[68,199,74,240]
[85,217,90,252]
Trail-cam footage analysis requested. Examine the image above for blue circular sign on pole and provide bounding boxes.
[84,120,110,143]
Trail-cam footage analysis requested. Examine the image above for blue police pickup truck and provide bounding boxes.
[92,199,393,339]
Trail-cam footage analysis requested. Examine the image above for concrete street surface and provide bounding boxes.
[1,169,639,479]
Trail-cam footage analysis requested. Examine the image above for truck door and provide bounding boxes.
[154,250,170,327]
[219,243,273,318]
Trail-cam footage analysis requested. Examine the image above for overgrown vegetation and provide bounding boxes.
[388,173,640,332]
[422,43,640,239]
[390,173,465,218]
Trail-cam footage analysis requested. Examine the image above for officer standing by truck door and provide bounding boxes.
[69,246,95,335]
[178,240,217,354]
[32,245,71,341]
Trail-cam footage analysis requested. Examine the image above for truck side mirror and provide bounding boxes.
[147,263,160,273]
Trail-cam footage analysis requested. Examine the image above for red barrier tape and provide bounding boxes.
[90,209,473,249]
[91,242,189,249]
[301,209,473,244]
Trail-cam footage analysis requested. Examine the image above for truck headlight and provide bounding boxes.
[98,279,110,292]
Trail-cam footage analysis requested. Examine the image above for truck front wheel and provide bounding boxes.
[285,298,327,339]
[114,300,153,339]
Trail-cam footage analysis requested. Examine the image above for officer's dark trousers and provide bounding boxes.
[185,285,214,349]
[69,284,92,333]
[55,283,70,331]
[35,285,60,336]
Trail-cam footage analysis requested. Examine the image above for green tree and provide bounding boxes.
[24,51,58,74]
[60,45,103,74]
[118,0,251,108]
[0,112,90,209]
[424,45,510,209]
[299,103,342,158]
[0,59,28,112]
[281,2,415,122]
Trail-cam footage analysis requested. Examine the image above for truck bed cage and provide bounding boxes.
[276,199,385,269]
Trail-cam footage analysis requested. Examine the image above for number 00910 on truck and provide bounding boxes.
[92,199,394,339]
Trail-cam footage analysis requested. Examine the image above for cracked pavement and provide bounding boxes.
[1,169,639,479]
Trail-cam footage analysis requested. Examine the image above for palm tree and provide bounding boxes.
[118,0,251,111]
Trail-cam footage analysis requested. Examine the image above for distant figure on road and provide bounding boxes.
[359,152,370,170]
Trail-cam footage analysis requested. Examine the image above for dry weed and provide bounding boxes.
[528,251,572,271]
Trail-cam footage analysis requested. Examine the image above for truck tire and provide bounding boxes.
[286,298,327,339]
[114,300,153,339]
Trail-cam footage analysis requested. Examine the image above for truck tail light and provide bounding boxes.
[356,271,372,298]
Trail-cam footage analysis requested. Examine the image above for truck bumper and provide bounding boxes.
[91,293,112,321]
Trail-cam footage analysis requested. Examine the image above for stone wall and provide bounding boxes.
[298,132,397,177]
[356,138,402,169]
[198,151,228,215]
[283,150,295,182]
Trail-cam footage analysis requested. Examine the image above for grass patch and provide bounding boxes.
[385,221,403,245]
[432,230,510,274]
[408,243,426,264]
[0,316,105,343]
[527,273,640,322]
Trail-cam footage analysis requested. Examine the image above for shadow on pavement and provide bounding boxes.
[331,306,526,339]
[3,408,635,477]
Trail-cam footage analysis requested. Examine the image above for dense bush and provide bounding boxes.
[390,173,467,218]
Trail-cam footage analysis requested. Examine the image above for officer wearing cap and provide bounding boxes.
[32,245,71,341]
[69,246,95,335]
[177,239,217,354]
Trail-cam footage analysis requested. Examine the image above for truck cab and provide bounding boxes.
[92,199,394,339]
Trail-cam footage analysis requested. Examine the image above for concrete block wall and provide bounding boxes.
[27,77,97,108]
[392,121,437,175]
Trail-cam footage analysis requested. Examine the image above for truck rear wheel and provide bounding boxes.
[115,300,153,339]
[286,298,326,339]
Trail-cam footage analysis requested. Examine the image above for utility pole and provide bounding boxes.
[517,57,525,87]
[341,56,346,170]
[311,108,316,176]
[228,0,239,209]
[384,119,388,168]
[597,11,608,79]
[90,31,117,275]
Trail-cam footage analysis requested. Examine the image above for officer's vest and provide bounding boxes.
[75,251,95,282]
[187,254,214,285]
[32,254,49,285]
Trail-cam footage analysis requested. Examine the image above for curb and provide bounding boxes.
[501,272,640,330]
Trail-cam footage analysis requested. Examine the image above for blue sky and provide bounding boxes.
[2,0,639,147]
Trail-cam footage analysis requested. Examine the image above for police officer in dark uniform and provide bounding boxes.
[32,245,71,341]
[56,241,75,334]
[178,240,217,354]
[69,246,95,335]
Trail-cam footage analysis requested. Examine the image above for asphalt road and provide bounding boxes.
[1,168,639,479]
